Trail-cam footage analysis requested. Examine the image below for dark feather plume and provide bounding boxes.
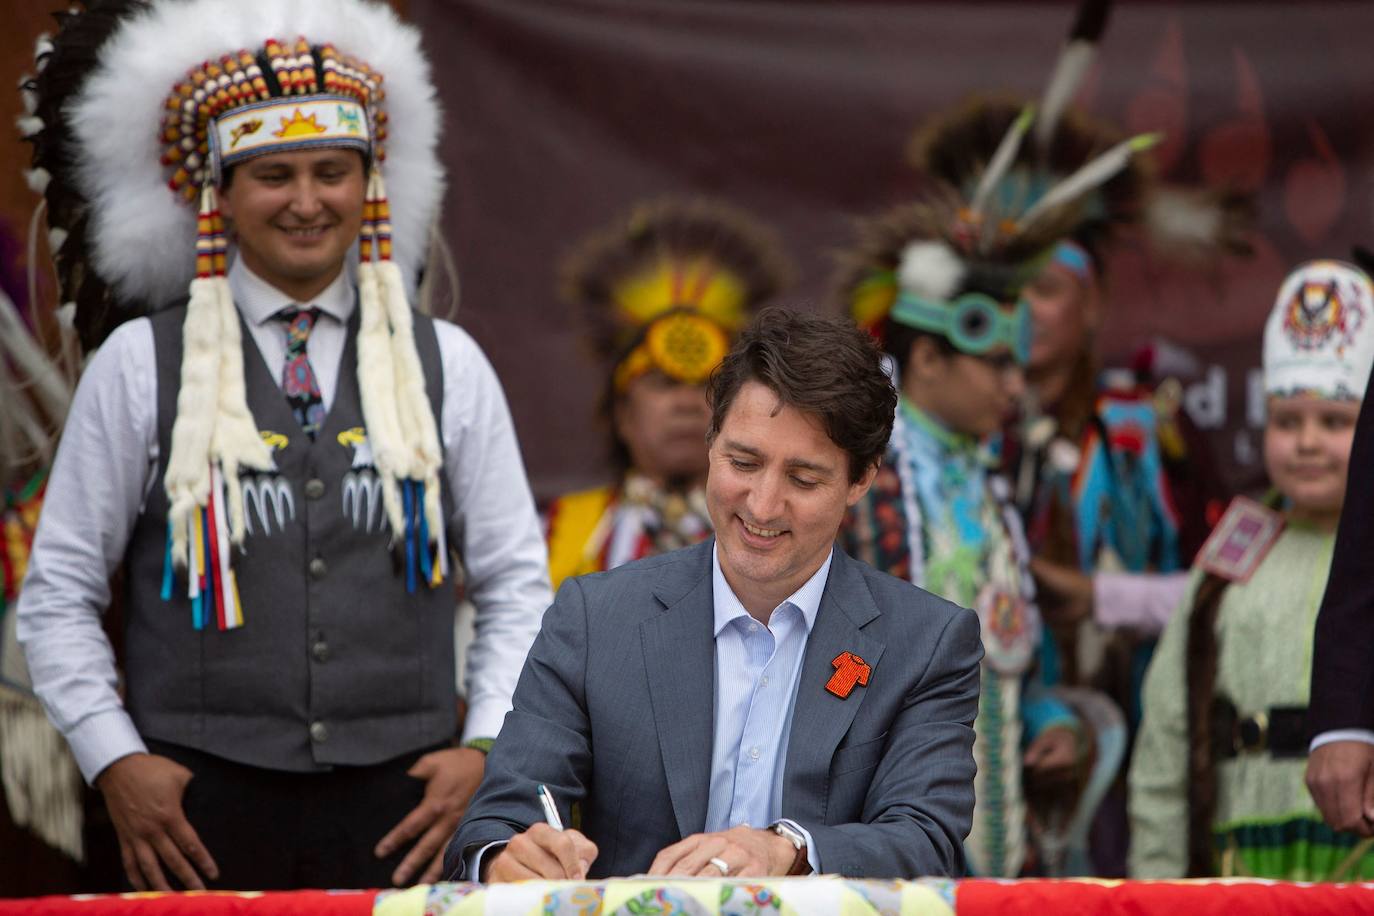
[909,97,1152,261]
[24,1,152,352]
[832,182,1080,321]
[1068,0,1112,44]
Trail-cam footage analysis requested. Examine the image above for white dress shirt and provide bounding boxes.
[17,258,552,783]
[1311,730,1374,751]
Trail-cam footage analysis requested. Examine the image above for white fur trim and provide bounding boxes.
[165,278,224,567]
[208,278,273,546]
[68,0,444,308]
[379,258,444,542]
[17,116,43,138]
[356,261,407,536]
[897,240,966,302]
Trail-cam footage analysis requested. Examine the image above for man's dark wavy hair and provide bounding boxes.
[706,307,896,484]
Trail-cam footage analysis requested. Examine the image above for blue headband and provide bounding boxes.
[1051,240,1094,283]
[890,291,1032,365]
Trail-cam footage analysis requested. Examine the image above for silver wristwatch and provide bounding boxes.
[770,820,810,875]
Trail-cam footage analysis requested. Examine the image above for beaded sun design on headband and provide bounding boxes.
[561,197,790,397]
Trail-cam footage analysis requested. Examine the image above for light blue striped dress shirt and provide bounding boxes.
[707,545,830,872]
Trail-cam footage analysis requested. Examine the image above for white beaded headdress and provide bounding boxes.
[1263,260,1374,402]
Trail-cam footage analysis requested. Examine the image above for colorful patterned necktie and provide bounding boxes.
[276,306,325,438]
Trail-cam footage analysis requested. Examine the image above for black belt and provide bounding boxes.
[1211,697,1308,759]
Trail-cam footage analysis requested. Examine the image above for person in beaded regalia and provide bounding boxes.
[894,0,1251,876]
[15,0,550,891]
[835,191,1086,878]
[835,0,1177,875]
[546,198,789,591]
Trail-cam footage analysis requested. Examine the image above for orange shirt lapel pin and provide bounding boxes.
[826,651,871,699]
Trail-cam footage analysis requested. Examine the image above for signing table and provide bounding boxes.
[5,878,1374,914]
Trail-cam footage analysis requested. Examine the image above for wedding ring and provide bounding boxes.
[708,856,731,876]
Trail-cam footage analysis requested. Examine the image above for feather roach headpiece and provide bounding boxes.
[20,0,448,628]
[908,0,1250,276]
[841,0,1250,363]
[838,96,1144,365]
[560,197,790,392]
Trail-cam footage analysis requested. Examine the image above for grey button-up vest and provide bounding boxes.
[122,304,457,771]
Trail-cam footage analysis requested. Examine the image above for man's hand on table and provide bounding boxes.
[96,752,219,891]
[484,822,599,881]
[376,745,487,885]
[648,825,801,877]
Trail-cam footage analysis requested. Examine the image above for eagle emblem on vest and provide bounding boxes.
[339,427,386,532]
[241,430,295,536]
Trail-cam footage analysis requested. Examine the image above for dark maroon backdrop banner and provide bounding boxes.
[411,0,1374,502]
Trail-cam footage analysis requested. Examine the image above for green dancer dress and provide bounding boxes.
[1130,517,1374,880]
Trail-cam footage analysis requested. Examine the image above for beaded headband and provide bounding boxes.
[161,39,386,200]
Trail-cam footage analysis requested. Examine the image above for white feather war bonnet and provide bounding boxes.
[20,0,449,615]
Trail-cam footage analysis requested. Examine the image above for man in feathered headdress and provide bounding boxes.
[546,198,789,591]
[15,0,551,891]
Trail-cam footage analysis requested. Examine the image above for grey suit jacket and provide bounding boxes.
[445,539,982,880]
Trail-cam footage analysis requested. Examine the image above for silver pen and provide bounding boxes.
[537,783,564,831]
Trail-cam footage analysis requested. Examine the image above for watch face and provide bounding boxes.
[773,822,803,848]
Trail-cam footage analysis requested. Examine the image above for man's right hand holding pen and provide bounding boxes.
[482,785,598,882]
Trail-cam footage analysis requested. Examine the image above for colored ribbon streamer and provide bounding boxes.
[202,499,220,629]
[160,520,175,602]
[417,482,433,585]
[166,464,245,630]
[210,465,244,629]
[403,479,417,594]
